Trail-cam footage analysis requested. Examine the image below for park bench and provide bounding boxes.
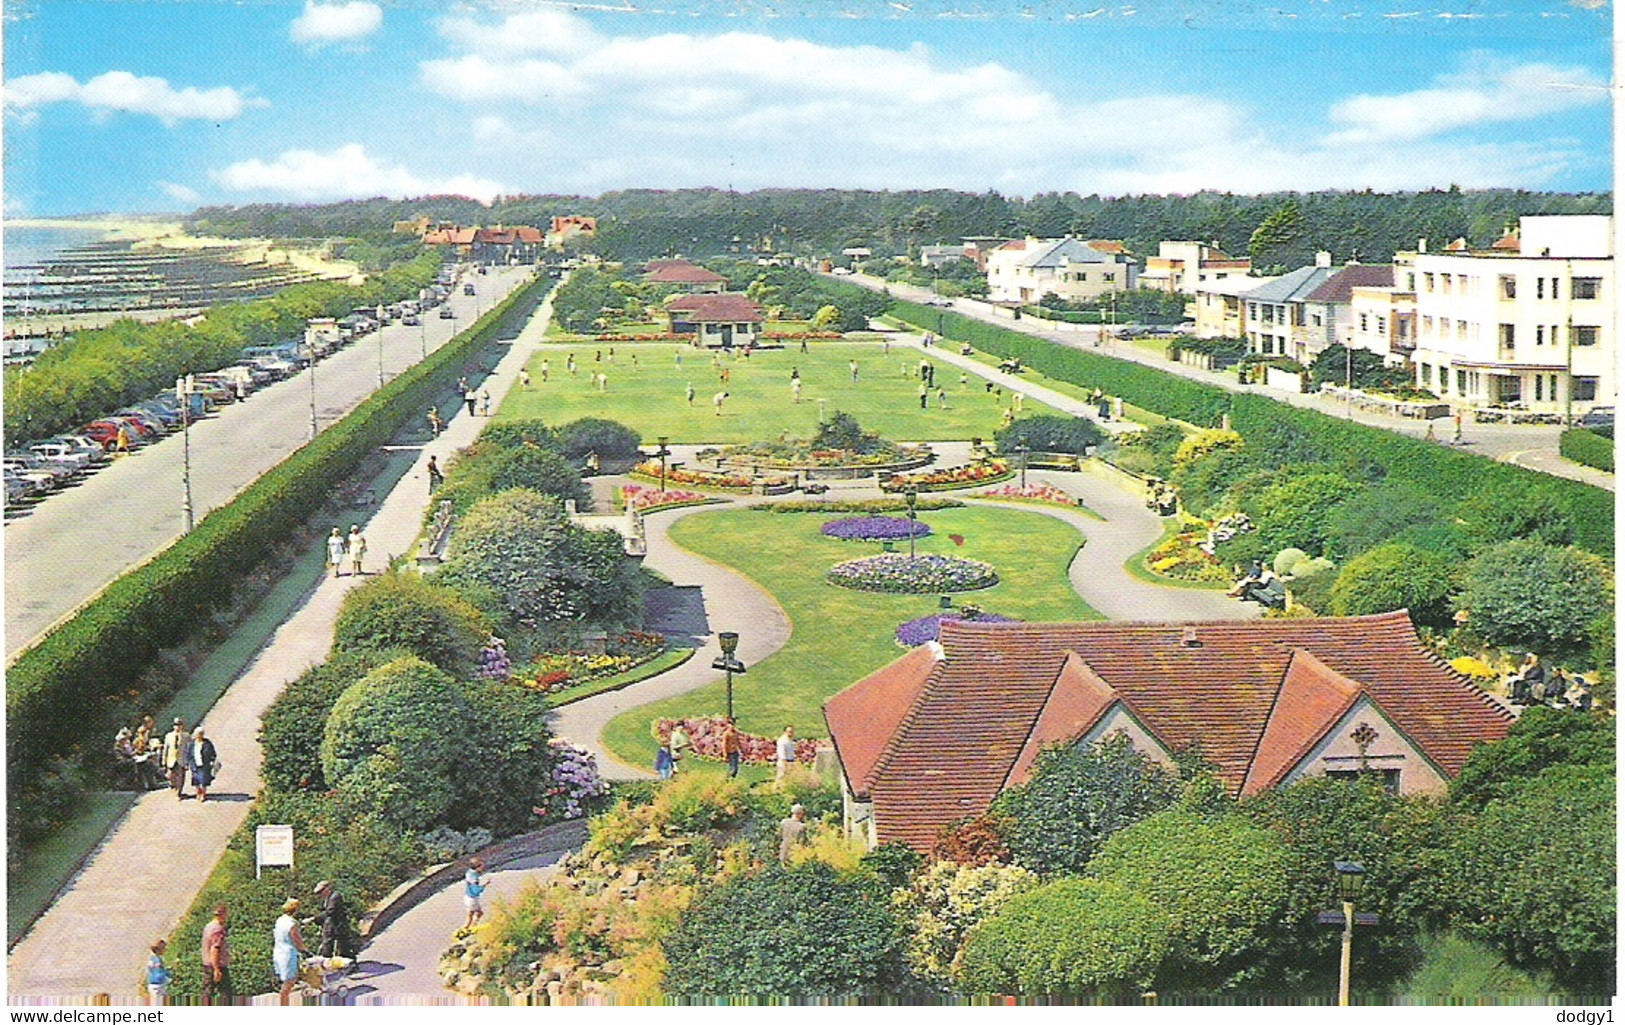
[417,500,455,566]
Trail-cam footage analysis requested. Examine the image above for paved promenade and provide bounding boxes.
[5,266,531,659]
[5,276,554,1003]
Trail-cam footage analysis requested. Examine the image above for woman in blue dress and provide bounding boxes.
[273,898,309,1005]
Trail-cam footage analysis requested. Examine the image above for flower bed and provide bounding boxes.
[762,330,843,341]
[821,515,932,542]
[516,631,669,696]
[881,460,1013,493]
[827,553,999,593]
[534,740,611,821]
[896,607,1019,646]
[714,441,931,470]
[630,462,792,492]
[652,716,820,765]
[620,485,717,513]
[975,482,1080,507]
[1145,531,1230,583]
[591,331,695,342]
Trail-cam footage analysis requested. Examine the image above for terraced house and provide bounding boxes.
[825,613,1514,852]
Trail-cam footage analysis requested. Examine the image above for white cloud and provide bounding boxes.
[158,181,202,206]
[213,143,503,203]
[1323,59,1607,145]
[290,1,383,46]
[4,70,259,124]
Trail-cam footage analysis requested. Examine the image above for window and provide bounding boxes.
[1536,326,1545,346]
[1376,316,1386,335]
[1573,277,1601,300]
[1327,768,1400,794]
[1573,376,1599,401]
[1103,272,1115,283]
[1500,275,1517,299]
[1537,277,1545,300]
[1499,323,1516,350]
[1359,313,1369,332]
[1312,313,1323,328]
[1456,369,1467,394]
[1535,375,1543,401]
[1574,325,1600,347]
[1424,272,1435,291]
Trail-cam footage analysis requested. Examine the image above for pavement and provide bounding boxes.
[848,273,1615,492]
[5,273,557,1004]
[4,265,532,660]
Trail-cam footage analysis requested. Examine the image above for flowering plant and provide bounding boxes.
[821,516,932,542]
[896,609,1019,646]
[534,740,610,821]
[474,636,512,680]
[516,632,667,695]
[882,460,1012,493]
[652,716,821,765]
[621,485,714,512]
[828,553,998,594]
[976,483,1079,507]
[631,463,791,491]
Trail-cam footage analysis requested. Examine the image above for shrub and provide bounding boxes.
[860,841,925,891]
[1458,489,1576,547]
[1322,480,1450,561]
[1273,547,1309,577]
[958,878,1172,998]
[1455,540,1614,657]
[827,553,998,593]
[1088,808,1292,990]
[1560,428,1614,472]
[487,444,591,509]
[556,417,642,461]
[1450,705,1615,809]
[994,415,1104,456]
[931,813,1014,866]
[662,863,911,999]
[480,417,559,450]
[259,648,408,793]
[1237,472,1364,557]
[1174,428,1244,468]
[1328,542,1457,629]
[893,859,1040,985]
[331,573,488,677]
[992,733,1182,876]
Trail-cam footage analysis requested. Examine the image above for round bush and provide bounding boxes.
[821,515,932,542]
[333,573,488,677]
[995,415,1105,456]
[1329,542,1455,629]
[827,553,998,594]
[557,417,641,461]
[487,445,590,509]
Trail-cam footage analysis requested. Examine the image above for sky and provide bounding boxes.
[1,0,1612,216]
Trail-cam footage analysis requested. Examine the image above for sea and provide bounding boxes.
[4,224,118,282]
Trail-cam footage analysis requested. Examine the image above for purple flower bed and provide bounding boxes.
[896,610,1020,647]
[827,553,998,594]
[821,515,933,542]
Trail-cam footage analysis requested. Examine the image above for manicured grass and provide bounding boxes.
[945,344,1177,429]
[8,791,137,945]
[544,647,697,709]
[601,505,1098,768]
[498,342,1060,443]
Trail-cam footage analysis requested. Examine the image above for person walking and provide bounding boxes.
[145,939,171,1006]
[655,740,675,781]
[937,388,949,409]
[686,383,696,406]
[200,905,232,1006]
[273,899,309,1005]
[540,360,550,382]
[675,347,684,367]
[669,722,691,769]
[721,718,744,778]
[190,726,218,803]
[461,858,490,935]
[162,717,191,800]
[919,382,929,409]
[427,407,443,436]
[427,455,444,493]
[326,528,347,578]
[596,372,608,393]
[479,389,492,416]
[792,377,803,404]
[311,881,353,959]
[347,526,367,577]
[775,726,797,783]
[567,355,577,376]
[520,368,531,388]
[464,386,478,416]
[849,360,859,382]
[713,391,728,416]
[778,804,808,865]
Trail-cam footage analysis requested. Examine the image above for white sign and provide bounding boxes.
[255,824,294,879]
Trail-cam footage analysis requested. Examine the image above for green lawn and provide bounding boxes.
[601,505,1098,768]
[498,342,1057,444]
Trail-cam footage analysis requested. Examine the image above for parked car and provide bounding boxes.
[404,315,421,326]
[464,283,477,295]
[82,419,149,449]
[439,306,455,320]
[5,454,76,486]
[27,441,95,472]
[48,435,110,464]
[1578,406,1614,430]
[111,410,168,436]
[6,473,37,506]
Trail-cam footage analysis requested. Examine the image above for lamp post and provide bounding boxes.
[1336,861,1364,1005]
[1017,434,1029,490]
[1345,344,1354,420]
[656,435,671,496]
[905,485,920,559]
[305,340,319,440]
[377,319,386,389]
[176,374,195,534]
[711,631,747,722]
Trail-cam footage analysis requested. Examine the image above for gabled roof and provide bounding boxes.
[645,262,727,285]
[514,226,545,244]
[1240,265,1335,303]
[1018,238,1120,269]
[1305,264,1396,305]
[664,292,765,322]
[449,227,477,245]
[825,612,1513,851]
[475,228,516,245]
[1492,232,1521,250]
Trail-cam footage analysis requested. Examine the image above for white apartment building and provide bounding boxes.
[985,237,1138,304]
[1409,215,1614,413]
[1140,241,1254,295]
[1193,275,1277,338]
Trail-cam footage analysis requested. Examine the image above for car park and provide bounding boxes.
[5,454,75,487]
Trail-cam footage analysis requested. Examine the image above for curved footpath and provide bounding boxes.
[6,276,555,1004]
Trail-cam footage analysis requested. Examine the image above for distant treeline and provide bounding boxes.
[186,187,1610,270]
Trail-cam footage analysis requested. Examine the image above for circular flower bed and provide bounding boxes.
[821,515,933,541]
[827,553,998,593]
[896,609,1019,646]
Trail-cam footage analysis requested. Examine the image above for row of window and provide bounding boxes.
[1419,363,1600,402]
[1425,270,1603,300]
[1419,318,1601,348]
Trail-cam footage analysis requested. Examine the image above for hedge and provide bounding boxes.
[889,299,1614,556]
[6,271,555,816]
[1560,429,1614,473]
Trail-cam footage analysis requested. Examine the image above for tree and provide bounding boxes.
[332,573,488,677]
[1249,201,1304,266]
[1322,481,1449,560]
[957,878,1171,998]
[487,445,590,509]
[662,863,911,999]
[1450,705,1614,810]
[1455,540,1614,657]
[994,415,1105,457]
[992,733,1182,875]
[1328,542,1456,629]
[259,648,408,793]
[893,860,1039,985]
[1237,472,1364,558]
[1457,490,1576,547]
[1089,808,1292,991]
[812,304,841,328]
[556,417,642,462]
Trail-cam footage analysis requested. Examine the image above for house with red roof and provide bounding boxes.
[824,612,1513,852]
[644,260,728,293]
[663,293,766,347]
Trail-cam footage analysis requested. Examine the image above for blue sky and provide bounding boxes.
[2,0,1611,216]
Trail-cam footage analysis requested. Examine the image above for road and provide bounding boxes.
[845,273,1614,492]
[4,265,532,659]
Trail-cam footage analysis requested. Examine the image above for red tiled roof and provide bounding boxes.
[514,226,544,243]
[475,228,516,245]
[1241,649,1361,796]
[1305,264,1395,304]
[646,262,727,284]
[1088,239,1128,254]
[826,612,1513,851]
[1445,237,1469,252]
[449,228,477,245]
[824,642,942,795]
[1492,233,1521,250]
[664,293,764,322]
[1005,652,1121,787]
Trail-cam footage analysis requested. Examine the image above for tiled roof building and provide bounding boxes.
[824,612,1513,852]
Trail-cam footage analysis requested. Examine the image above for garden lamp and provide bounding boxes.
[1333,861,1367,1006]
[712,631,747,720]
[1334,861,1366,902]
[656,436,671,495]
[1018,433,1029,490]
[905,486,920,559]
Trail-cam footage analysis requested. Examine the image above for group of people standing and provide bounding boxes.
[115,715,220,801]
[324,525,368,578]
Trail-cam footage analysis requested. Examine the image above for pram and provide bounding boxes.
[296,955,353,1003]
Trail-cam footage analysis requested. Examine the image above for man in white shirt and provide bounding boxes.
[775,726,797,784]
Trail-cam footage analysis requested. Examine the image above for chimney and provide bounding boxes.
[1315,251,1333,268]
[1180,626,1201,648]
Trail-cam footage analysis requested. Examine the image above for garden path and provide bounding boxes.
[5,278,559,1003]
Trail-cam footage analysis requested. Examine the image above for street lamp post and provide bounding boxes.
[176,374,195,533]
[905,485,920,559]
[1345,344,1354,420]
[1317,861,1376,1006]
[1017,434,1029,490]
[656,436,671,496]
[306,341,319,440]
[711,630,747,721]
[377,320,386,389]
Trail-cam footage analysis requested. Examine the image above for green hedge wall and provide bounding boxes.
[889,299,1614,556]
[6,272,554,799]
[1560,429,1614,473]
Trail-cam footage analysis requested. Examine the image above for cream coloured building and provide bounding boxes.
[984,237,1138,304]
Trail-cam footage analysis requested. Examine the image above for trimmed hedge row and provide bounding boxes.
[889,299,1614,556]
[1560,429,1614,473]
[6,272,555,797]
